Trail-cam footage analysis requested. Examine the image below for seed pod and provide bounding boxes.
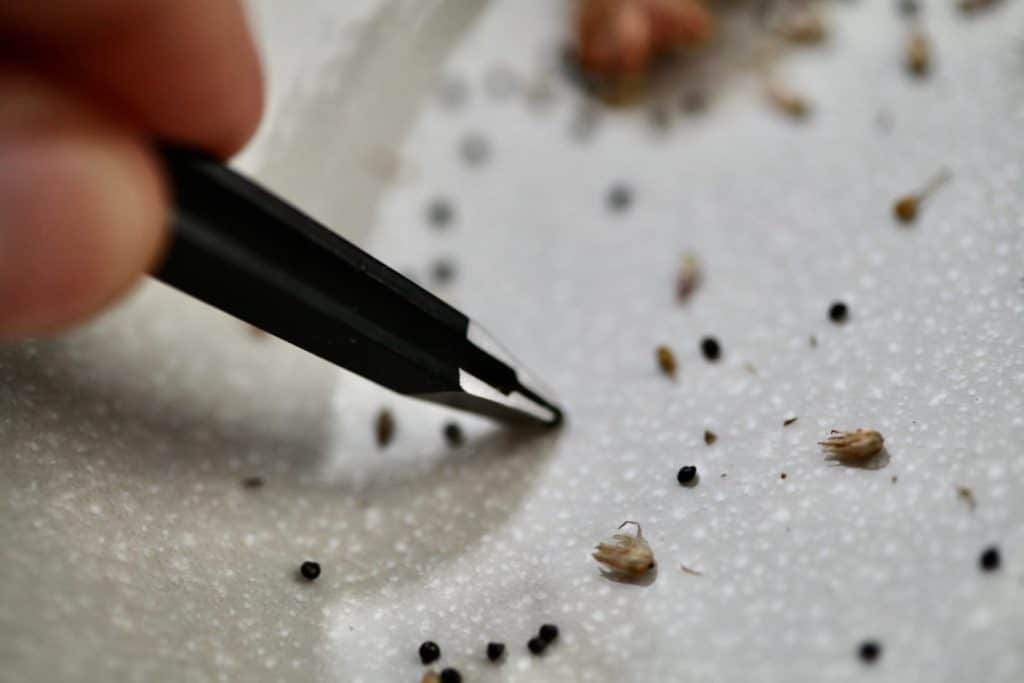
[676,252,702,302]
[819,429,884,463]
[892,168,951,224]
[656,345,678,378]
[593,521,656,577]
[905,30,930,77]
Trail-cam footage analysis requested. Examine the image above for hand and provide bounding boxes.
[0,0,263,339]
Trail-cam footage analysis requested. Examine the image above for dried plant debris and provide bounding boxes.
[959,0,1005,14]
[572,0,714,80]
[656,345,678,378]
[679,563,703,576]
[766,82,811,119]
[893,168,951,223]
[375,409,396,448]
[703,429,717,445]
[676,252,702,302]
[905,30,931,77]
[819,429,884,463]
[241,476,264,489]
[422,672,440,683]
[777,9,826,44]
[783,417,798,427]
[593,521,656,577]
[956,485,977,512]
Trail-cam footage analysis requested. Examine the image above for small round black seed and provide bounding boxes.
[426,199,454,229]
[677,465,698,486]
[299,561,321,581]
[486,642,506,662]
[829,301,849,324]
[443,422,465,447]
[858,640,881,664]
[700,336,721,362]
[439,667,462,683]
[538,623,559,644]
[607,184,633,212]
[460,133,491,166]
[527,636,547,655]
[431,259,457,285]
[979,546,1001,572]
[898,0,919,18]
[419,641,441,665]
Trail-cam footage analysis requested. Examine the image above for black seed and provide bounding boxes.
[426,199,454,229]
[431,259,457,285]
[299,561,321,581]
[242,476,264,489]
[700,337,721,362]
[419,641,441,665]
[375,409,395,447]
[979,546,1001,572]
[858,640,881,664]
[440,667,462,683]
[898,0,919,17]
[677,465,698,486]
[528,636,547,655]
[486,642,506,662]
[538,623,559,643]
[828,301,849,324]
[443,422,465,447]
[460,133,491,166]
[607,184,633,212]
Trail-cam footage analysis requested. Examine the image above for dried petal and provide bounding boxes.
[819,429,884,463]
[593,521,656,576]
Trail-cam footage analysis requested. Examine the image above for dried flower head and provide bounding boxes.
[905,30,930,77]
[593,521,656,577]
[893,168,951,223]
[574,0,714,79]
[819,429,884,463]
[676,252,702,302]
[656,345,678,378]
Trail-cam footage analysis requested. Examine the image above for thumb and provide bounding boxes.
[0,69,167,340]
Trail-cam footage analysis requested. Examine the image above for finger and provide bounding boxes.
[0,69,166,339]
[0,0,263,157]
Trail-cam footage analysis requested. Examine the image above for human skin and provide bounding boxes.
[0,0,263,339]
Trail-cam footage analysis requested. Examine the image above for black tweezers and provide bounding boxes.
[153,147,562,427]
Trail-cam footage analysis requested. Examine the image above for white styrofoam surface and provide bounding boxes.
[2,1,1023,682]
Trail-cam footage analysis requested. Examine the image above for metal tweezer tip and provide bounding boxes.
[155,147,565,428]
